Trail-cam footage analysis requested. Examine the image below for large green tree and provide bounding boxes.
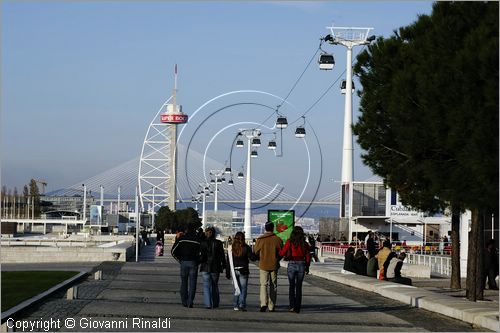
[353,2,498,300]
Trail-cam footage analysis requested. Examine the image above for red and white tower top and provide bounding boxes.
[161,64,188,124]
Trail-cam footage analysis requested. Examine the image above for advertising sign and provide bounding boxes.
[160,113,188,124]
[90,205,103,224]
[267,210,295,243]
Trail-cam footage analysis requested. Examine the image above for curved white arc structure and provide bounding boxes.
[289,137,311,213]
[202,121,280,203]
[177,90,296,141]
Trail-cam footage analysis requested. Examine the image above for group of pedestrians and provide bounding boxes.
[171,222,311,313]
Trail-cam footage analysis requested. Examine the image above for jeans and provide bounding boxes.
[232,270,249,309]
[180,260,199,307]
[259,269,278,310]
[287,261,306,312]
[202,272,220,308]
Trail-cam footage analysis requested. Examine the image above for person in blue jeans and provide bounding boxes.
[279,226,311,313]
[171,223,201,308]
[226,231,257,311]
[199,226,226,309]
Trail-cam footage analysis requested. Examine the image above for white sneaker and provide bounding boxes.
[233,307,240,311]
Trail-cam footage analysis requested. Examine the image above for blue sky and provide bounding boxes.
[1,1,434,198]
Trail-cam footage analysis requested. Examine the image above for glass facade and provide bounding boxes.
[352,183,386,217]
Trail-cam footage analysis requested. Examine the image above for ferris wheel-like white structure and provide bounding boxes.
[138,65,188,213]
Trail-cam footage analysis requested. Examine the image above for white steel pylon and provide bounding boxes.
[138,97,176,213]
[139,65,188,213]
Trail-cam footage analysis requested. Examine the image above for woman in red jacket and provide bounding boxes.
[279,226,311,313]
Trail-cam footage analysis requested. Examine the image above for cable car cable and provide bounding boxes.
[259,45,321,127]
[288,45,367,127]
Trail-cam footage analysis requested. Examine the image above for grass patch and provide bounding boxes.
[1,271,79,311]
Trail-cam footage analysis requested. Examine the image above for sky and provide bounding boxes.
[1,1,434,199]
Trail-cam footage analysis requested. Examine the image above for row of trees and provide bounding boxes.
[154,206,201,233]
[1,179,42,218]
[352,2,498,301]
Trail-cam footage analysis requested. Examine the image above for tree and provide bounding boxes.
[29,179,41,218]
[352,2,498,300]
[155,206,176,233]
[155,207,201,233]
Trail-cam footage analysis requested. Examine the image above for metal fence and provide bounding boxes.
[406,253,452,276]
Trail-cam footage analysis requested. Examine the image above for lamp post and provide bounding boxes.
[199,183,211,229]
[237,129,261,240]
[117,186,121,214]
[210,169,226,212]
[135,185,140,262]
[324,25,374,242]
[82,184,87,222]
[99,185,104,225]
[152,186,156,231]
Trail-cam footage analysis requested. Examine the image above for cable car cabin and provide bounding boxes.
[251,138,261,147]
[319,54,335,70]
[268,140,277,150]
[251,150,258,158]
[276,116,288,129]
[237,172,244,178]
[295,126,306,138]
[236,139,244,147]
[340,80,355,94]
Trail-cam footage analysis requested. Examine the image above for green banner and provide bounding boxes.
[267,210,295,243]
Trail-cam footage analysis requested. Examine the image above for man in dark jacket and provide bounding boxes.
[366,231,376,259]
[171,223,201,308]
[199,226,226,309]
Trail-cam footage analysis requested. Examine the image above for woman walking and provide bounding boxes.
[279,226,311,313]
[226,231,256,311]
[199,226,226,309]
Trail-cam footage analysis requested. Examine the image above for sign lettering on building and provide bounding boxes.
[390,205,419,217]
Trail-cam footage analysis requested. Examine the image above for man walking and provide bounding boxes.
[171,223,201,308]
[253,222,283,312]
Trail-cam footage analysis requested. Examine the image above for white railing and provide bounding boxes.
[406,253,452,276]
[320,244,452,277]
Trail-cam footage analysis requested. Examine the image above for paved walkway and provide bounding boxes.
[2,242,498,332]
